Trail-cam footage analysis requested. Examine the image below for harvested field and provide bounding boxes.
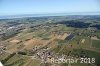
[60,33,70,40]
[24,38,47,49]
[54,33,70,40]
[81,39,85,43]
[10,39,20,44]
[91,36,99,40]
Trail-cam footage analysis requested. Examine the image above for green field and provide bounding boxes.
[92,40,100,48]
[72,49,100,66]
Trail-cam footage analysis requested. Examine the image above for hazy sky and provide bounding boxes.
[0,0,100,16]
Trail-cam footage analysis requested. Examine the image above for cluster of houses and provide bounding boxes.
[31,47,77,64]
[0,44,6,55]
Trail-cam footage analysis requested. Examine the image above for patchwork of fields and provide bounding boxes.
[0,16,100,66]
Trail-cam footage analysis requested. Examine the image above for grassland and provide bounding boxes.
[92,40,100,48]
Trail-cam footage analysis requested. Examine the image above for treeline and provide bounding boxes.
[90,24,100,30]
[55,20,91,28]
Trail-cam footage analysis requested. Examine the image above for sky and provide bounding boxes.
[0,0,100,16]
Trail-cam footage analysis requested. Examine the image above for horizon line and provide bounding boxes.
[0,12,100,19]
[0,12,100,16]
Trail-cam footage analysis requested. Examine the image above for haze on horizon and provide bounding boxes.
[0,0,100,16]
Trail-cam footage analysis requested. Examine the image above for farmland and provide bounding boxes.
[0,15,100,66]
